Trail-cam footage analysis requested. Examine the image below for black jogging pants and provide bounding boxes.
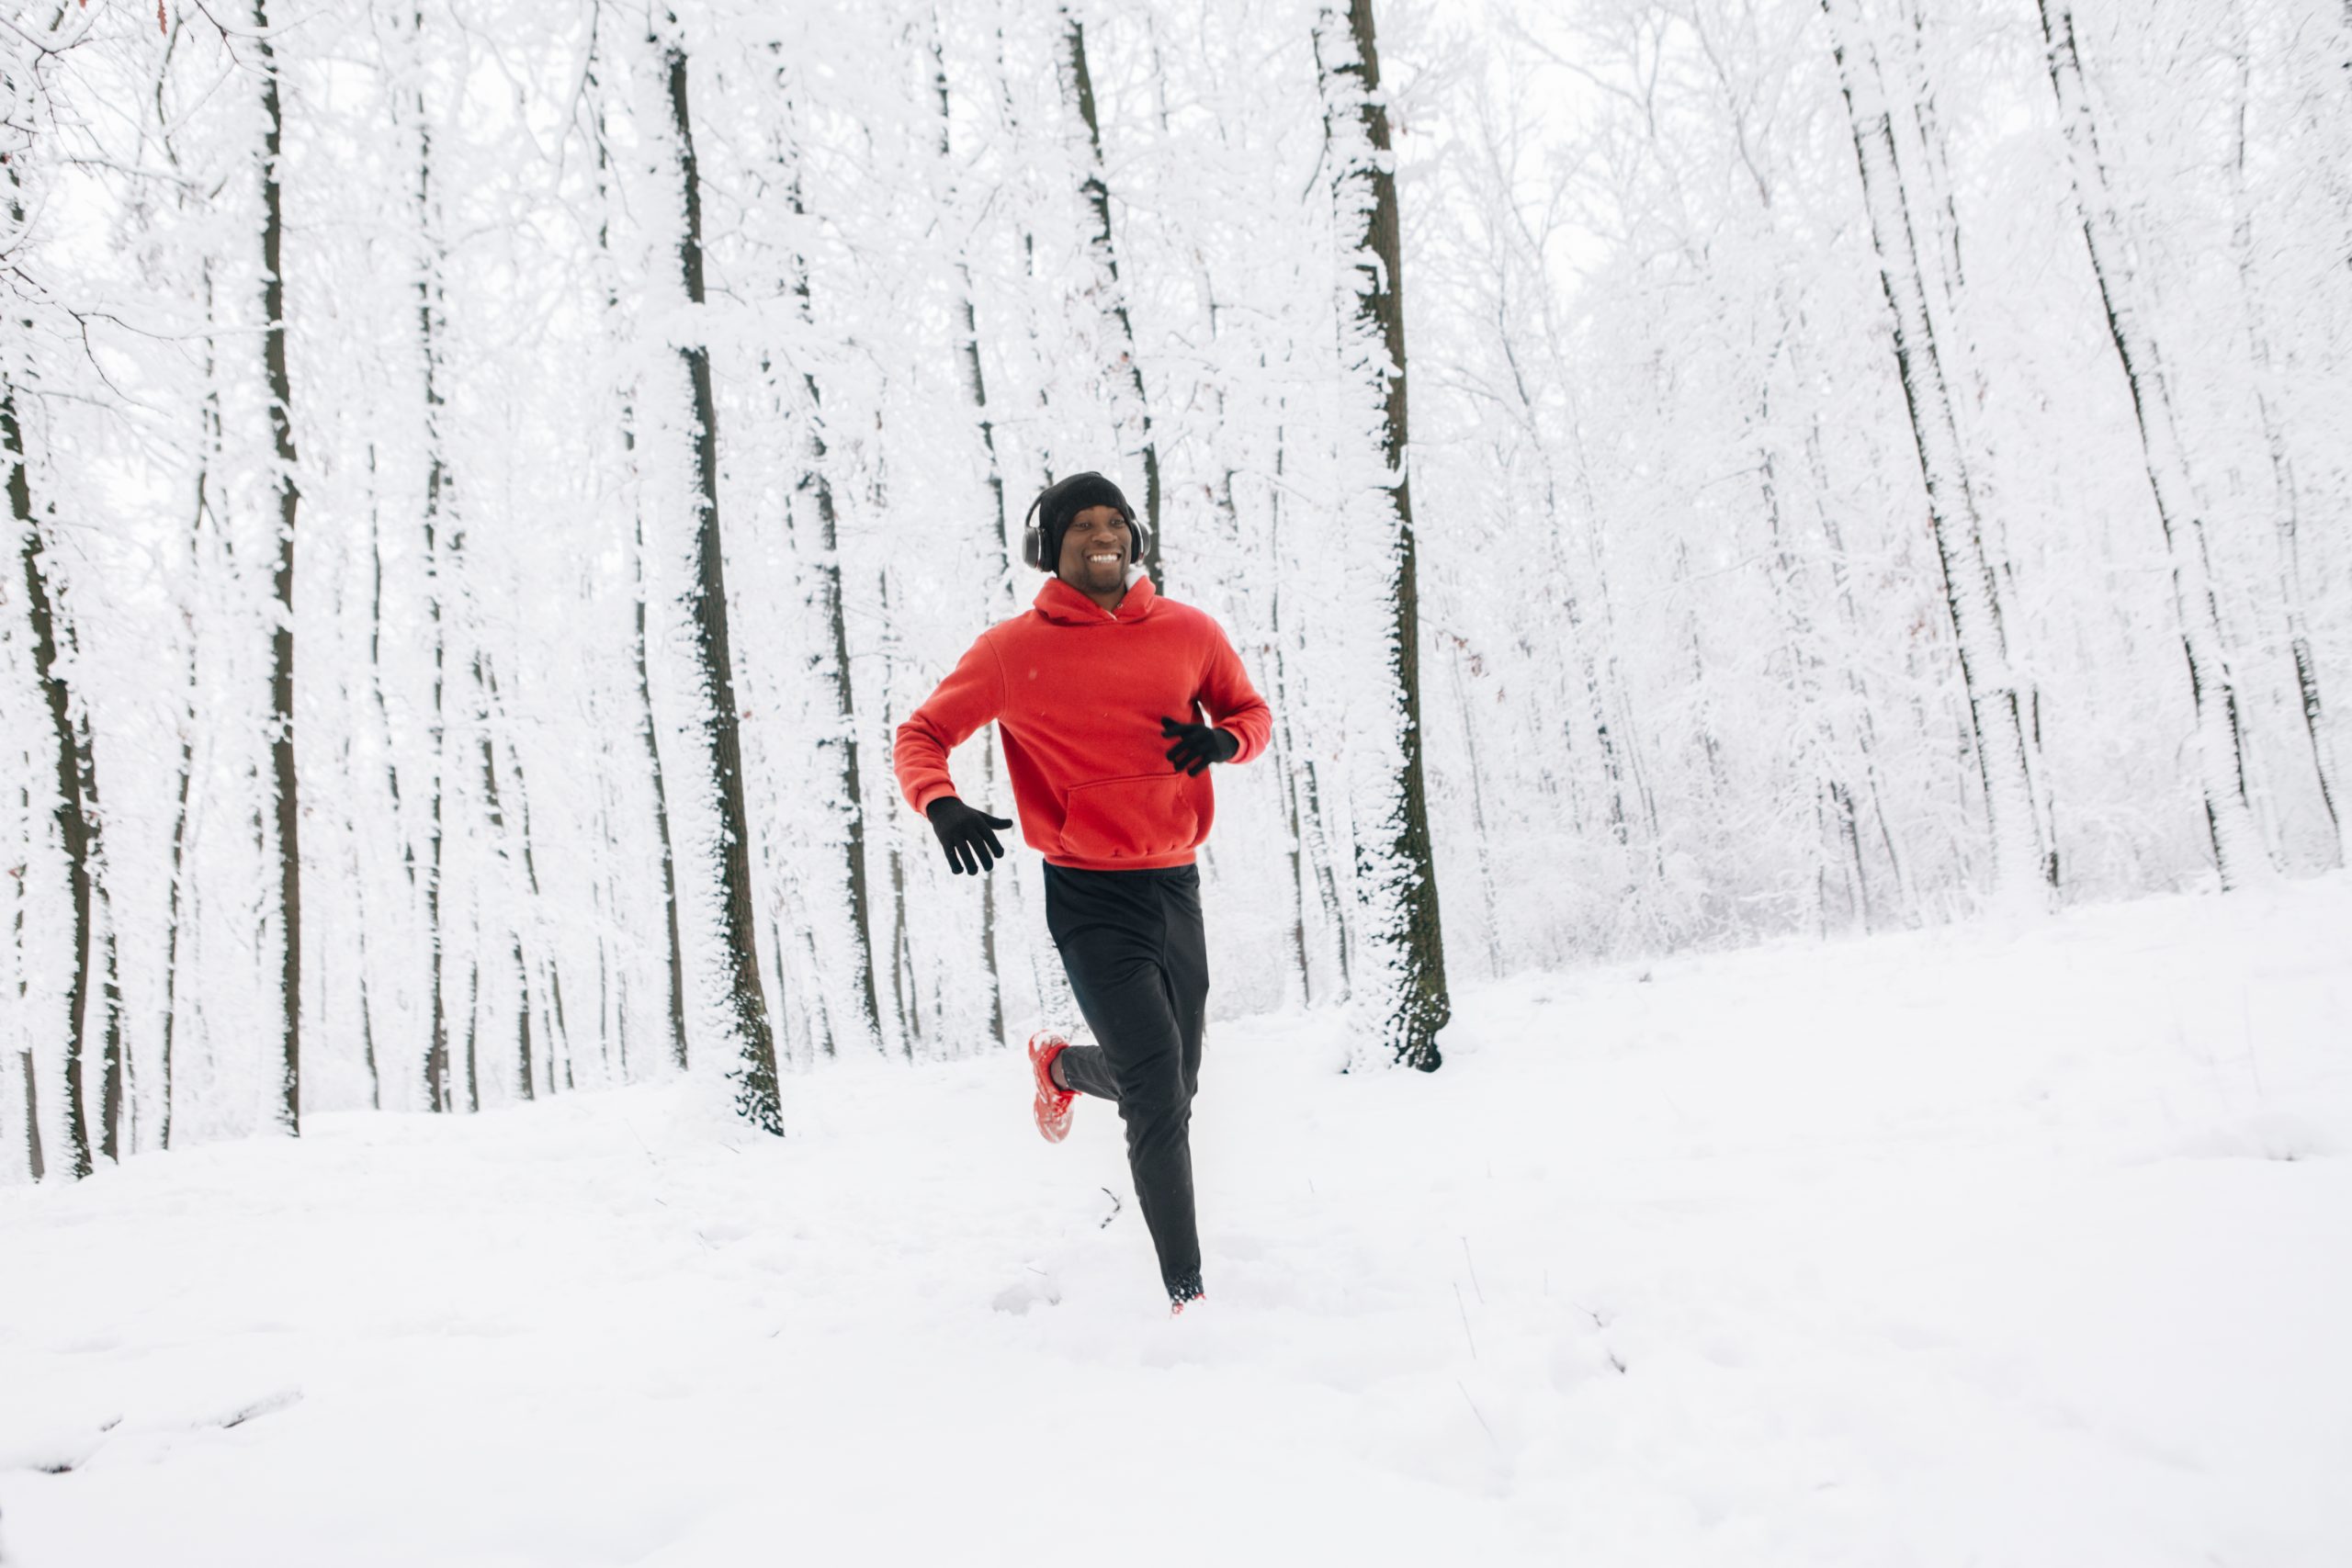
[1042,861,1209,1302]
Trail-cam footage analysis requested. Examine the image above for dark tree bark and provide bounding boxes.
[18,1049,42,1181]
[69,707,123,1160]
[1316,0,1450,1070]
[462,957,480,1112]
[7,381,93,1178]
[255,0,301,1134]
[1057,11,1163,588]
[659,28,783,1134]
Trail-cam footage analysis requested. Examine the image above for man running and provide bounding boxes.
[892,472,1272,1314]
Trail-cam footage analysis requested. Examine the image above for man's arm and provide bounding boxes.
[1196,622,1272,763]
[893,632,1006,813]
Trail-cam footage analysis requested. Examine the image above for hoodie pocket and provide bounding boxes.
[1057,772,1208,863]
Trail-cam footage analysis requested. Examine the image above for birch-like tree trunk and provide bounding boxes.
[1057,10,1163,588]
[2037,0,2270,887]
[654,25,783,1133]
[1316,0,1449,1071]
[256,0,301,1133]
[1823,0,2055,906]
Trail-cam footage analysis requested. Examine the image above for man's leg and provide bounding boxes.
[1162,866,1210,1100]
[1043,865,1202,1300]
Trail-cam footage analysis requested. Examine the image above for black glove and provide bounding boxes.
[925,795,1014,874]
[1161,716,1239,776]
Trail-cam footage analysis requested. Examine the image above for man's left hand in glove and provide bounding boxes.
[1161,716,1239,776]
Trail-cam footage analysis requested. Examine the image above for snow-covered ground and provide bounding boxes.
[5,877,2349,1567]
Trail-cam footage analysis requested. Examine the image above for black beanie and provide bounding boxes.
[1030,471,1136,570]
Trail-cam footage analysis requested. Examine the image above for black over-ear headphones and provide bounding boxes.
[1022,472,1148,572]
[1020,489,1055,572]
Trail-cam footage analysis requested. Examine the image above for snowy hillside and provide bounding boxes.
[6,875,2346,1567]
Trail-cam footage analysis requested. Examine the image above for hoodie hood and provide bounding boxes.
[1035,570,1159,626]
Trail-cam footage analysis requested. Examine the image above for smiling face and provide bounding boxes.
[1056,503,1133,604]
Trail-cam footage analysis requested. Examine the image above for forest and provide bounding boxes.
[5,0,2347,1177]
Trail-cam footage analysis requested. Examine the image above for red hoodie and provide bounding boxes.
[894,575,1272,871]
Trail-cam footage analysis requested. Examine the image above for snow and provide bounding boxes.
[5,875,2349,1567]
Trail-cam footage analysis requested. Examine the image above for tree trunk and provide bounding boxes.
[18,1049,42,1181]
[1266,417,1347,1002]
[345,471,392,1111]
[2037,0,2270,887]
[937,31,1024,1050]
[1253,460,1315,1005]
[632,510,690,1072]
[2228,6,2342,863]
[514,943,534,1100]
[588,62,692,1076]
[888,835,914,1056]
[1823,0,2055,905]
[492,702,568,1090]
[769,111,883,1057]
[401,1,458,1112]
[1442,631,1504,976]
[69,708,123,1161]
[160,707,195,1144]
[1316,0,1450,1070]
[1496,326,1631,850]
[1754,387,1869,933]
[870,565,916,1055]
[256,0,301,1134]
[472,658,532,1100]
[160,261,222,1152]
[8,384,93,1178]
[657,28,783,1134]
[462,956,480,1112]
[1057,11,1163,589]
[1804,407,1915,916]
[978,747,1007,1050]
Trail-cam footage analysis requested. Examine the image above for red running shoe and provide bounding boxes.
[1028,1031,1076,1144]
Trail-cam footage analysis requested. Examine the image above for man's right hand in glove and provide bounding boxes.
[925,795,1015,875]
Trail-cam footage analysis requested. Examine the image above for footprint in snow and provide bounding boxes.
[992,1266,1062,1314]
